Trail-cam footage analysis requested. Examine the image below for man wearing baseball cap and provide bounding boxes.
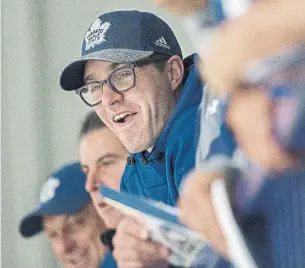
[60,10,203,267]
[19,162,117,268]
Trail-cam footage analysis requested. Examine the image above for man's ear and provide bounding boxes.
[165,55,185,92]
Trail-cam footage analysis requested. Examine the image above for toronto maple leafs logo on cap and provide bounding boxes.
[39,177,60,203]
[85,18,111,51]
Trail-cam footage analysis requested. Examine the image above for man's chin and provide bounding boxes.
[64,258,93,268]
[123,139,153,153]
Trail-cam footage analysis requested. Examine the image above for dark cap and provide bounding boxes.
[60,10,182,91]
[19,162,90,238]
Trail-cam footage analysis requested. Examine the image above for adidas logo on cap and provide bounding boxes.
[155,37,170,50]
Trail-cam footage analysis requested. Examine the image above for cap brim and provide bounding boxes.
[19,207,43,238]
[60,49,154,91]
[20,198,91,238]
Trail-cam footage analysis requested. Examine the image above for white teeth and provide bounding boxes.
[113,112,132,122]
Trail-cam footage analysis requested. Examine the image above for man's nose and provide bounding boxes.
[100,83,123,107]
[85,170,98,193]
[58,234,76,254]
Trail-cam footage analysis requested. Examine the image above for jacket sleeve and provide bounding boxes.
[166,107,200,205]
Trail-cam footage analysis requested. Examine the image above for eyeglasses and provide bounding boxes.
[75,58,168,107]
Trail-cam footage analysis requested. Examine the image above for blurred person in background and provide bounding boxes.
[79,111,129,229]
[19,161,116,268]
[155,1,305,267]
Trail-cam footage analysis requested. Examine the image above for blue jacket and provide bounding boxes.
[196,89,237,169]
[99,251,117,268]
[120,54,203,205]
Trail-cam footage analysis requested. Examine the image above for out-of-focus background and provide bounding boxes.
[2,0,194,267]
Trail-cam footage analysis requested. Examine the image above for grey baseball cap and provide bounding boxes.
[60,10,182,91]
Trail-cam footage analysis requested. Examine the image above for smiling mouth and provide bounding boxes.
[113,112,137,124]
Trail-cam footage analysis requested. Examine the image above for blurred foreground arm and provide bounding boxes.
[200,0,305,93]
[154,0,305,93]
[179,89,298,258]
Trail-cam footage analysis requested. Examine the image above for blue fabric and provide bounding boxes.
[99,251,117,268]
[120,54,203,205]
[196,89,237,170]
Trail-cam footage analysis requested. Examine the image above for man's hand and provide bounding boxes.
[178,170,229,257]
[113,216,170,268]
[153,0,207,16]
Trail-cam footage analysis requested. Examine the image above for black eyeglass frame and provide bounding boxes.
[75,58,169,107]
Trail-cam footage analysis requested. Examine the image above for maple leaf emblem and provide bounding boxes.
[85,18,111,51]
